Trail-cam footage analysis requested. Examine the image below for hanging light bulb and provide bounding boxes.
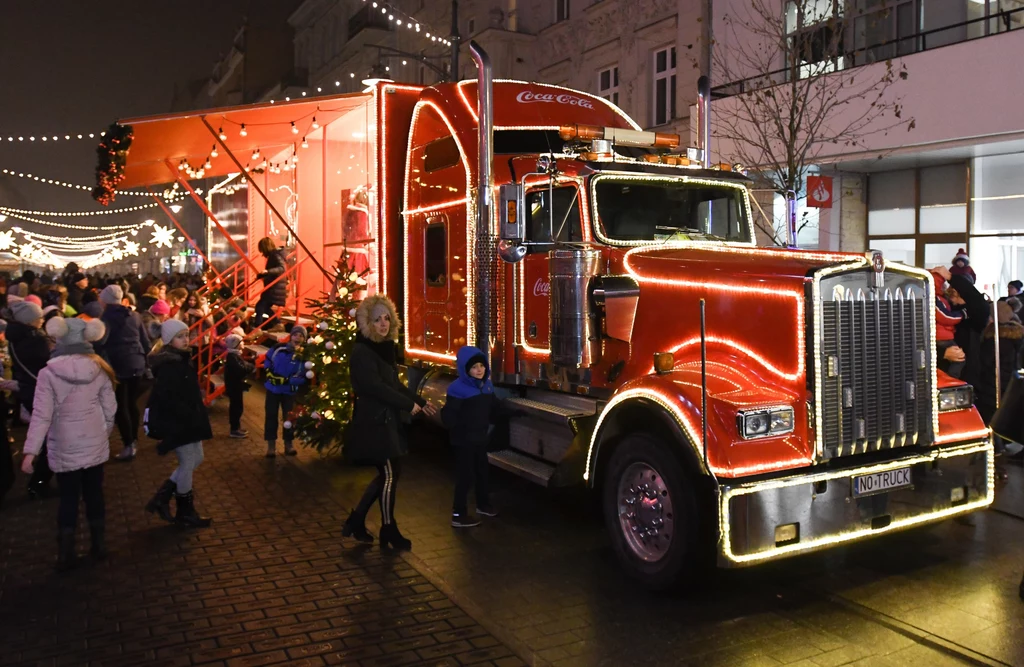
[177,160,186,171]
[210,145,219,158]
[301,137,309,149]
[239,124,247,137]
[312,116,319,129]
[252,148,260,160]
[291,122,298,134]
[292,153,299,164]
[218,127,227,140]
[204,157,212,169]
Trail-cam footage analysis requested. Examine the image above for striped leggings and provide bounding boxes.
[351,458,401,526]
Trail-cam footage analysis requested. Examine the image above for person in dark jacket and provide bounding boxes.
[94,284,150,462]
[263,325,308,456]
[341,294,434,549]
[143,319,213,527]
[254,237,288,331]
[66,273,88,315]
[975,300,1024,424]
[224,333,255,438]
[0,319,14,508]
[7,300,54,497]
[949,274,990,390]
[442,346,518,527]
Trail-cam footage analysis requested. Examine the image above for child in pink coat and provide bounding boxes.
[21,317,117,570]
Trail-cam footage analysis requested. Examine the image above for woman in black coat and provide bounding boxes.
[975,301,1024,425]
[94,285,150,462]
[143,319,213,527]
[6,301,53,497]
[341,294,435,549]
[253,237,288,331]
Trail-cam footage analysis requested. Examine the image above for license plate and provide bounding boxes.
[853,467,912,497]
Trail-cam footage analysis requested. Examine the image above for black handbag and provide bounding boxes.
[991,369,1024,444]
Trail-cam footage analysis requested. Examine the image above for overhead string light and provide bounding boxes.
[0,198,181,218]
[3,130,106,143]
[0,209,156,232]
[362,0,451,46]
[0,168,151,196]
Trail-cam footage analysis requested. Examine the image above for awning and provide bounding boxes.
[118,92,374,188]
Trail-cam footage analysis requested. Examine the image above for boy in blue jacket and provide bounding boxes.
[441,346,516,527]
[263,324,308,457]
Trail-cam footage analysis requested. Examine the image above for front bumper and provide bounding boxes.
[718,439,993,566]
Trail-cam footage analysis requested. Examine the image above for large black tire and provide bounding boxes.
[602,433,705,590]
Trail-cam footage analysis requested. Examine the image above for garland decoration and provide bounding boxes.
[92,123,134,206]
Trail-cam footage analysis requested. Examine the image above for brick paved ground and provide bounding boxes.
[4,387,1024,667]
[0,392,522,667]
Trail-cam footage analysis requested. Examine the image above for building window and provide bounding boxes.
[652,46,676,126]
[555,0,570,22]
[425,223,447,287]
[786,0,845,77]
[468,17,476,34]
[598,66,619,105]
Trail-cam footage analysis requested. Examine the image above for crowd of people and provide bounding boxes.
[932,251,1024,450]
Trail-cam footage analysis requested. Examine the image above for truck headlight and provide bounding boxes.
[938,385,974,412]
[738,407,795,439]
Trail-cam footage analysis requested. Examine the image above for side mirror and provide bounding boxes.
[498,183,526,263]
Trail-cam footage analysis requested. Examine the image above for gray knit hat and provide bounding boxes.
[99,284,123,306]
[290,324,308,339]
[225,333,244,350]
[160,318,189,345]
[10,300,43,325]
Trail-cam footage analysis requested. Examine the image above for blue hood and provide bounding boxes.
[448,346,492,399]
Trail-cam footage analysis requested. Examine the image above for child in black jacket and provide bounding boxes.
[441,346,516,528]
[223,333,255,438]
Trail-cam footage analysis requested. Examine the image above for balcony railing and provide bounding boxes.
[348,4,391,40]
[713,6,1023,98]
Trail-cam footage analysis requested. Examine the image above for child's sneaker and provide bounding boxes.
[230,430,249,438]
[451,512,481,528]
[477,505,498,517]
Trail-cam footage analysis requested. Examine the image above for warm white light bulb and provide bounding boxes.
[211,146,219,158]
[240,124,247,137]
[218,128,227,140]
[291,122,298,134]
[301,138,309,149]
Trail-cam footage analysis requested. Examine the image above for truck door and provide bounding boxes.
[422,216,450,354]
[520,185,583,353]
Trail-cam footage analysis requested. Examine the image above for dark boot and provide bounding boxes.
[56,528,78,572]
[175,491,212,528]
[379,523,411,550]
[145,479,176,522]
[341,515,374,543]
[89,523,108,561]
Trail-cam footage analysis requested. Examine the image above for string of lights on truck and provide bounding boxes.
[0,168,151,196]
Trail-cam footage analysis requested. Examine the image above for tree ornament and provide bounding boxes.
[311,411,320,420]
[283,420,293,429]
[318,321,329,331]
[325,341,335,350]
[304,361,314,369]
[305,370,315,379]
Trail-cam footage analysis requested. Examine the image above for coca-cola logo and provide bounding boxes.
[516,91,595,109]
[533,278,550,297]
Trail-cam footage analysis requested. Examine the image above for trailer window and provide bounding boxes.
[526,186,582,253]
[594,179,751,243]
[424,136,460,172]
[425,223,447,287]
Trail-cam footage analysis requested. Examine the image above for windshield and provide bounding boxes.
[593,178,752,243]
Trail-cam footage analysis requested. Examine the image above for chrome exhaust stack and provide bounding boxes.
[697,75,711,169]
[470,40,493,354]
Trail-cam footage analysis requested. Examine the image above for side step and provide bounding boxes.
[488,449,558,487]
[506,396,594,423]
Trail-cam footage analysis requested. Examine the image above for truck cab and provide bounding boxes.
[393,68,992,588]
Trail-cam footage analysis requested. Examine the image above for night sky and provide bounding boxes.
[0,0,253,223]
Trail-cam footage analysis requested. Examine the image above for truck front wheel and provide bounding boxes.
[602,433,704,589]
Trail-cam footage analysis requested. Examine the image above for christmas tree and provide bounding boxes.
[291,254,367,454]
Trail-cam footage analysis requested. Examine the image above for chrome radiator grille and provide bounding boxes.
[817,271,934,459]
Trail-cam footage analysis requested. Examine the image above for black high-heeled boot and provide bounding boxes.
[89,523,108,561]
[56,528,78,572]
[175,491,212,528]
[341,516,374,543]
[145,479,176,522]
[379,523,411,550]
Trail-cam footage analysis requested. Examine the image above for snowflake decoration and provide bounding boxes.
[123,240,140,256]
[0,230,14,251]
[150,224,174,249]
[111,247,125,261]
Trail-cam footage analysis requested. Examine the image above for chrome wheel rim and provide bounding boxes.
[617,462,674,562]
